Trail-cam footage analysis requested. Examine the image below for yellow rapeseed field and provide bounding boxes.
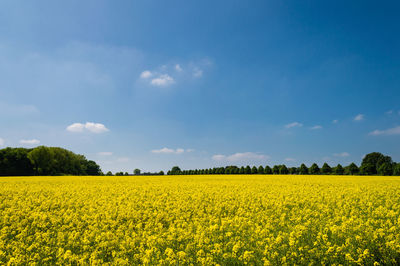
[0,175,400,265]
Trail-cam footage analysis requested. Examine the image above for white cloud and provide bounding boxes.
[20,139,40,145]
[151,147,186,154]
[332,119,338,124]
[175,64,183,72]
[186,149,195,152]
[333,152,350,157]
[212,154,226,161]
[140,70,152,79]
[67,123,85,132]
[193,68,203,78]
[285,158,296,162]
[0,138,4,146]
[67,122,109,133]
[85,122,109,133]
[369,126,400,136]
[98,152,113,156]
[116,157,130,163]
[311,125,322,130]
[385,110,393,115]
[285,122,303,128]
[354,114,364,121]
[151,74,174,87]
[212,152,269,162]
[176,148,185,154]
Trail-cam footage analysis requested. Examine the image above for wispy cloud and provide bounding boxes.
[150,74,175,87]
[285,122,303,128]
[212,152,269,162]
[175,64,183,72]
[311,125,322,130]
[151,147,187,154]
[332,119,338,124]
[285,158,296,162]
[354,114,364,121]
[19,139,40,145]
[193,67,203,78]
[369,126,400,136]
[140,70,152,79]
[98,152,113,156]
[67,122,109,133]
[333,152,350,157]
[385,110,393,115]
[0,138,4,147]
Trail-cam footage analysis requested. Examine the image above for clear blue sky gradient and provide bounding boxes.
[1,1,399,172]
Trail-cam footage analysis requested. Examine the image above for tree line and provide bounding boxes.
[0,146,102,176]
[167,152,400,176]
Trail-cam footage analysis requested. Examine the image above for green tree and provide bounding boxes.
[159,171,164,175]
[345,163,359,175]
[258,165,264,174]
[170,166,181,175]
[264,166,272,174]
[245,166,251,174]
[134,169,141,175]
[333,164,344,175]
[377,162,393,176]
[85,160,102,175]
[251,166,258,174]
[106,171,113,176]
[272,165,280,174]
[279,165,289,174]
[361,152,392,175]
[289,167,298,175]
[298,164,308,175]
[321,163,332,175]
[239,167,245,174]
[360,163,374,175]
[393,163,400,176]
[0,147,34,176]
[309,163,320,175]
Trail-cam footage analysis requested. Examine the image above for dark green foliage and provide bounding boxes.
[321,163,332,175]
[0,146,101,176]
[86,160,102,175]
[394,164,400,176]
[298,164,308,175]
[245,166,251,174]
[361,152,392,175]
[289,167,298,175]
[345,163,359,175]
[377,162,393,176]
[333,164,344,175]
[169,166,182,175]
[26,146,99,176]
[258,166,264,174]
[264,166,272,174]
[272,165,280,174]
[239,167,244,174]
[309,163,320,175]
[0,147,34,176]
[106,171,113,176]
[134,169,141,175]
[159,171,164,175]
[251,166,258,174]
[279,165,289,174]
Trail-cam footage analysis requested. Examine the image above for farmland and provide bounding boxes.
[1,175,400,265]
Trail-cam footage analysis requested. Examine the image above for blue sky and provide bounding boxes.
[1,0,400,173]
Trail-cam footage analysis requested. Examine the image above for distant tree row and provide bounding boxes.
[167,152,400,176]
[106,169,164,176]
[0,146,102,176]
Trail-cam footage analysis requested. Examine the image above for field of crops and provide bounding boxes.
[0,175,399,265]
